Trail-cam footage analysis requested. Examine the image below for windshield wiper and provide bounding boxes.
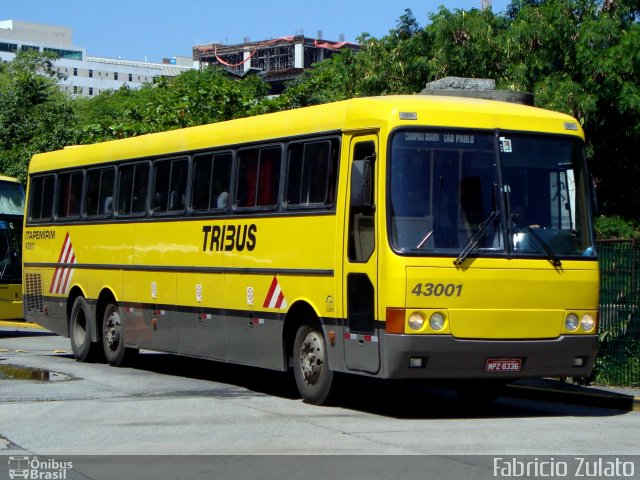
[454,210,499,266]
[0,246,9,279]
[511,214,562,267]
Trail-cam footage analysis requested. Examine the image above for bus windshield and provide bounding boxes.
[0,178,24,282]
[0,218,22,281]
[0,180,25,215]
[389,130,595,261]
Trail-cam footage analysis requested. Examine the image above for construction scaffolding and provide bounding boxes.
[193,35,359,93]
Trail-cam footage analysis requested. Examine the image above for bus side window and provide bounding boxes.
[286,143,304,205]
[118,163,149,216]
[286,139,338,208]
[193,152,232,212]
[117,165,134,214]
[56,171,83,219]
[257,147,281,206]
[153,160,170,212]
[169,158,188,211]
[348,141,376,262]
[236,149,258,208]
[236,146,281,208]
[131,164,149,214]
[153,157,188,213]
[28,175,55,222]
[211,153,232,210]
[85,167,115,217]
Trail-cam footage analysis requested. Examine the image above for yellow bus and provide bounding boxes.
[22,95,599,404]
[0,175,24,321]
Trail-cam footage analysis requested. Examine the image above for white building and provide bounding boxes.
[0,20,193,97]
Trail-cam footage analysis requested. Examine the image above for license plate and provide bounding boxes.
[485,358,522,372]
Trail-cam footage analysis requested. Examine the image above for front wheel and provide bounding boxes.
[102,302,137,366]
[293,323,334,405]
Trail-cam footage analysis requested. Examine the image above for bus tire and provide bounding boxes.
[293,322,334,405]
[69,296,100,362]
[102,302,137,366]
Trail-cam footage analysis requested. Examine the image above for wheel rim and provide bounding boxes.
[298,329,325,386]
[72,309,87,347]
[104,308,122,353]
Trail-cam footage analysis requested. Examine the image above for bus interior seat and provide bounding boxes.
[103,196,113,214]
[217,191,229,209]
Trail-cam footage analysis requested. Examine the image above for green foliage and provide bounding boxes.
[0,51,77,183]
[0,0,638,221]
[278,49,360,108]
[425,7,508,83]
[596,350,640,387]
[76,68,271,143]
[595,215,640,240]
[282,1,640,219]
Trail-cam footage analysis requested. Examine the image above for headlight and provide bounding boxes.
[408,312,426,331]
[429,312,446,331]
[565,313,579,332]
[581,314,595,332]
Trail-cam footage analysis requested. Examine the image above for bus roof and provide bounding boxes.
[0,175,20,184]
[28,95,584,173]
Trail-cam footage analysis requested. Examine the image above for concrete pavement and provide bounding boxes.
[1,320,639,412]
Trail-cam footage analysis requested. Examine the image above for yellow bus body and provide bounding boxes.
[0,282,22,321]
[23,96,599,401]
[0,175,24,320]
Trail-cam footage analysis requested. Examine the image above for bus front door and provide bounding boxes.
[342,135,380,374]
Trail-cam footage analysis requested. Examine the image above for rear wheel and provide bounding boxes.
[102,302,138,366]
[69,296,101,362]
[293,323,334,405]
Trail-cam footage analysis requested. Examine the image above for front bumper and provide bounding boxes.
[381,334,598,379]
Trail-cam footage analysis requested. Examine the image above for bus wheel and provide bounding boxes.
[70,296,99,362]
[293,323,334,405]
[102,302,137,366]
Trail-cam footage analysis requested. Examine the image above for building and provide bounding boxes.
[1,20,359,97]
[193,35,360,94]
[0,20,192,97]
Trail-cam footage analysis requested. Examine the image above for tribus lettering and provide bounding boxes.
[202,224,257,252]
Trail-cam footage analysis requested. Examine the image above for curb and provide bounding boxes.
[0,320,45,330]
[505,382,640,412]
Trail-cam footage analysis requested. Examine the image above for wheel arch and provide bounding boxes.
[66,285,89,340]
[96,287,118,336]
[282,299,323,369]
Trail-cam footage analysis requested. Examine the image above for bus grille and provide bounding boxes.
[24,273,44,314]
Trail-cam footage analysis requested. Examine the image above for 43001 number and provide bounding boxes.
[411,283,463,297]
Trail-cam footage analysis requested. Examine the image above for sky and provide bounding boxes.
[3,0,510,64]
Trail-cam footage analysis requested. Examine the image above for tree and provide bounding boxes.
[280,2,639,219]
[0,51,77,182]
[2,3,638,220]
[424,7,509,83]
[279,49,361,108]
[76,68,271,143]
[507,0,640,216]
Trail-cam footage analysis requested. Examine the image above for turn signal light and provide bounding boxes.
[386,308,405,334]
